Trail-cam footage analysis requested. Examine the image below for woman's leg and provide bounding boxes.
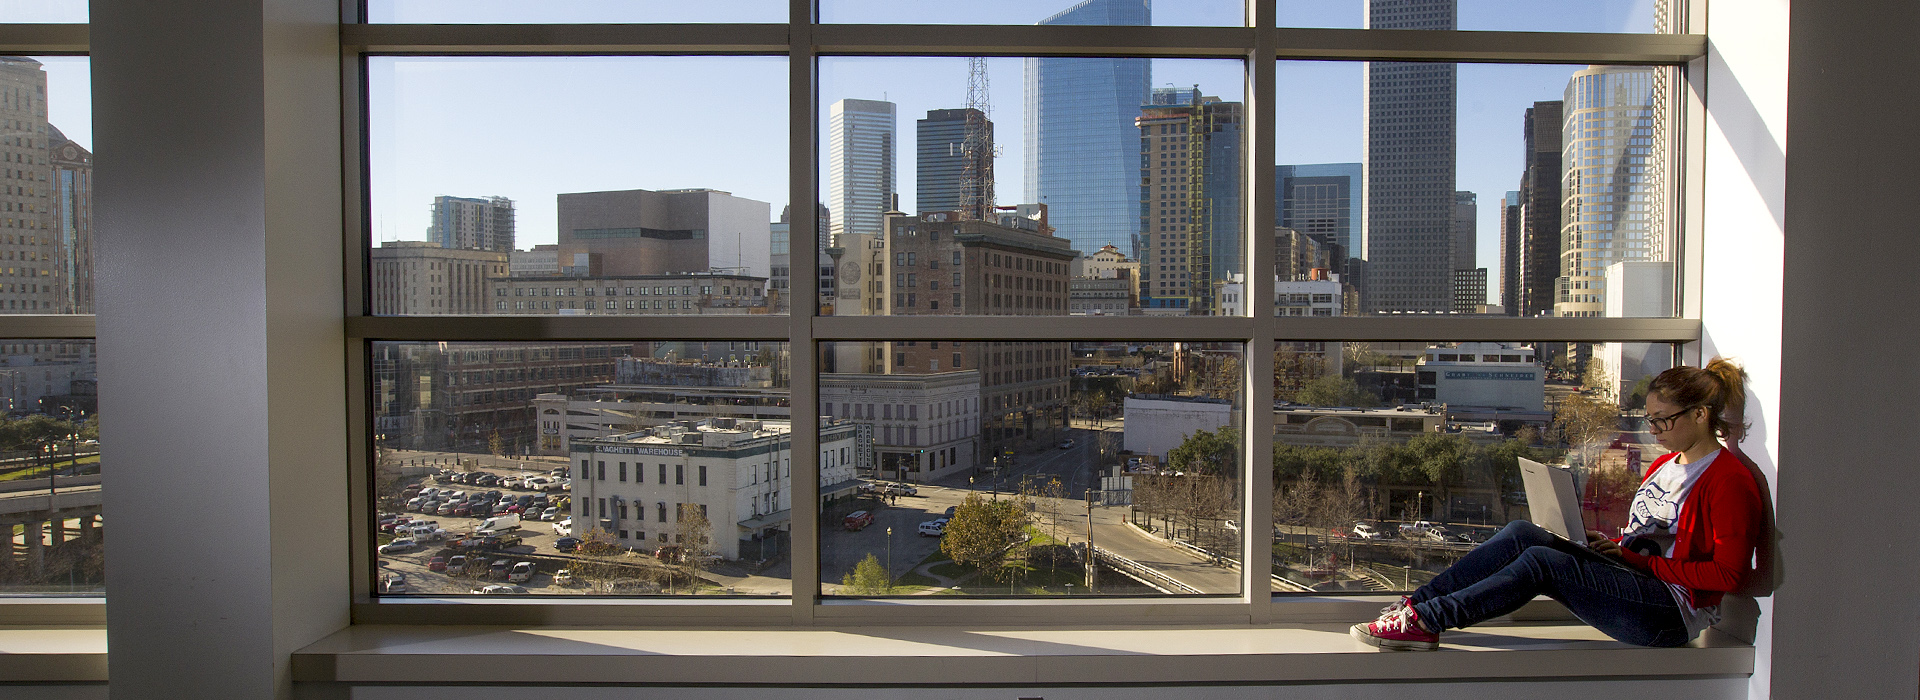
[1410,545,1691,647]
[1409,520,1565,604]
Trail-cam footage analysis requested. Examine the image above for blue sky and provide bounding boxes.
[19,0,1660,304]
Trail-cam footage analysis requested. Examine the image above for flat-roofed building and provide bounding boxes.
[569,418,862,559]
[820,370,980,482]
[556,187,771,279]
[488,272,767,315]
[369,241,510,315]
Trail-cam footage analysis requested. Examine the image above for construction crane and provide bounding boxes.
[959,56,995,221]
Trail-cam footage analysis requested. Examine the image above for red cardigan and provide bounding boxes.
[1614,448,1765,608]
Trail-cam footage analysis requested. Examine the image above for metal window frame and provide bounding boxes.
[0,26,100,625]
[0,0,1710,627]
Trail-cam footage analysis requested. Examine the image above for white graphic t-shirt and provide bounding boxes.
[1622,449,1721,638]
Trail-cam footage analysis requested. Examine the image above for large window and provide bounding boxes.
[0,53,99,598]
[346,0,1703,620]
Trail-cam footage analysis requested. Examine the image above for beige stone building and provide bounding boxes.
[368,241,508,315]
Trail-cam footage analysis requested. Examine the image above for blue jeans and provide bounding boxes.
[1408,520,1691,647]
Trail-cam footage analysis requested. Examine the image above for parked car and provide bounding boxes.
[944,505,957,517]
[488,558,512,579]
[883,484,918,497]
[843,510,874,531]
[471,584,526,595]
[553,518,572,537]
[552,569,575,586]
[427,556,448,572]
[1351,522,1388,540]
[379,573,407,594]
[377,538,418,554]
[445,555,469,575]
[507,561,535,583]
[918,518,948,537]
[540,506,561,521]
[554,537,582,553]
[653,545,685,563]
[1057,439,1076,449]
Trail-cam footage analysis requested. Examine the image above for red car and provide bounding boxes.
[427,556,447,572]
[451,504,473,517]
[843,510,874,531]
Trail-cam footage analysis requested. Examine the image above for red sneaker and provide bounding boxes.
[1350,604,1439,650]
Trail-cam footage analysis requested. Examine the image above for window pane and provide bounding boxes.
[0,2,87,22]
[821,57,1243,317]
[364,0,783,23]
[819,341,1244,597]
[1270,340,1674,594]
[1281,0,1675,33]
[367,57,787,316]
[1276,61,1679,318]
[0,339,99,595]
[372,341,792,597]
[821,0,1242,26]
[0,56,92,315]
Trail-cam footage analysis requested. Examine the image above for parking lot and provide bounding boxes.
[375,467,582,595]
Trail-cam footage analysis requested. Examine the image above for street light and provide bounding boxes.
[885,526,894,593]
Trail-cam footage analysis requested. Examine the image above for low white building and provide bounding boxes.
[1122,394,1234,460]
[1415,343,1545,410]
[1596,261,1678,404]
[569,417,861,560]
[1218,273,1347,317]
[820,370,980,482]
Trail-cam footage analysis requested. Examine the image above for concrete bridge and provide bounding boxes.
[0,476,103,578]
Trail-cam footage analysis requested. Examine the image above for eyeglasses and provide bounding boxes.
[1647,405,1703,432]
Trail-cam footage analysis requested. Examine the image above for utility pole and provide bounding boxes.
[1085,488,1097,593]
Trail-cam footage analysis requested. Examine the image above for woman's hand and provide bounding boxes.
[1586,530,1624,558]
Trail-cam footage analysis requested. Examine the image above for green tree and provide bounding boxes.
[1167,427,1239,475]
[940,492,1030,581]
[840,552,892,594]
[1293,375,1378,407]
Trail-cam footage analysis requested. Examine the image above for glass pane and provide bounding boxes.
[1269,340,1675,594]
[1276,61,1678,318]
[372,341,792,597]
[822,0,1242,26]
[820,57,1244,317]
[0,339,99,595]
[819,341,1244,597]
[0,56,91,315]
[365,0,783,24]
[0,1,87,22]
[367,57,788,316]
[1280,0,1675,34]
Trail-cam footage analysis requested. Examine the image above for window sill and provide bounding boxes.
[289,622,1752,686]
[0,626,108,682]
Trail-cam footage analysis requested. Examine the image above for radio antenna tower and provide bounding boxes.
[960,57,995,221]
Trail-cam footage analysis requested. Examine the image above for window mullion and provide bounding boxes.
[788,0,820,622]
[1245,5,1278,620]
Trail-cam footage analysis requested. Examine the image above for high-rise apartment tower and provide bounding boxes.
[428,195,515,252]
[1363,0,1457,313]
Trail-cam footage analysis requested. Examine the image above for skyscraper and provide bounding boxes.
[49,126,92,315]
[1517,101,1564,318]
[1276,163,1363,260]
[1498,189,1521,315]
[1363,0,1457,314]
[1137,86,1241,314]
[1024,0,1151,259]
[827,98,897,249]
[1451,190,1476,272]
[1556,66,1666,318]
[428,195,515,252]
[0,57,85,315]
[916,108,993,217]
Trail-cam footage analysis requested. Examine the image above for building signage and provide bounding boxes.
[593,445,687,457]
[1443,371,1537,381]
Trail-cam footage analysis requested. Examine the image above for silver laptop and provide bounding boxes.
[1519,457,1589,544]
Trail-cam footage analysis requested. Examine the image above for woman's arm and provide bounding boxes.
[1617,473,1762,593]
